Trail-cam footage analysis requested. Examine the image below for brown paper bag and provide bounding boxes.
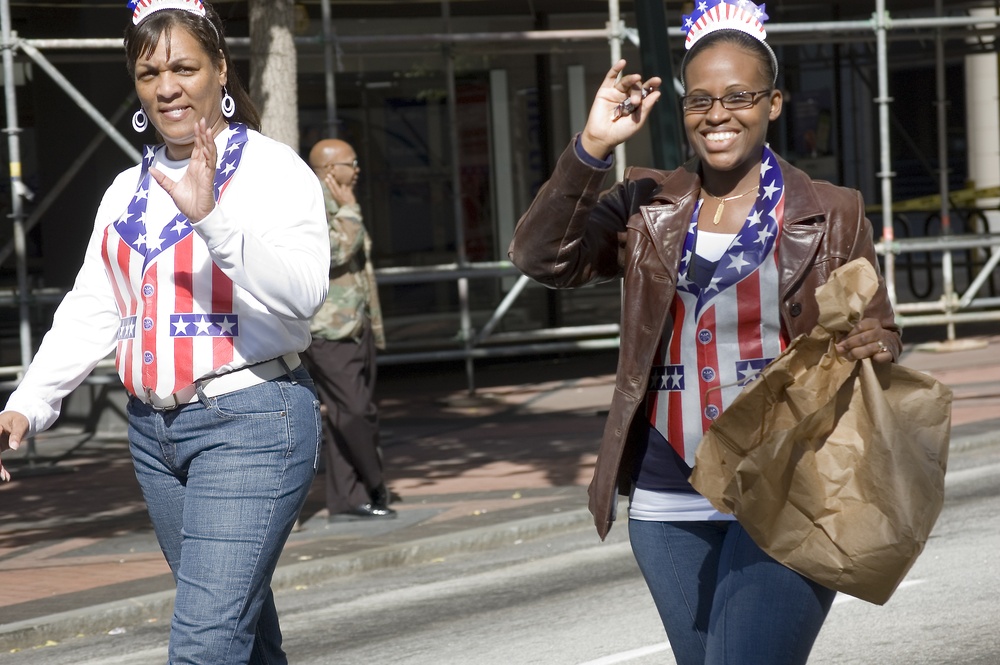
[690,259,952,605]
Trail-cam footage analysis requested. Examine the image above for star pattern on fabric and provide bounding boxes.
[169,313,240,338]
[117,316,137,341]
[114,124,249,273]
[648,364,685,392]
[727,252,751,274]
[736,358,773,386]
[675,146,784,320]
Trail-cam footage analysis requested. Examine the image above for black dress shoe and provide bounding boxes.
[329,503,397,522]
[371,484,398,510]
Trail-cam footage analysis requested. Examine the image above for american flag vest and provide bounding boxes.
[646,146,787,465]
[101,123,248,399]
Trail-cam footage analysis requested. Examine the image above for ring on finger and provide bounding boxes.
[876,340,888,353]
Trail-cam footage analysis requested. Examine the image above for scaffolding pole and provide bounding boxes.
[320,0,338,137]
[874,0,897,312]
[441,0,476,395]
[608,0,626,181]
[0,0,30,377]
[0,0,40,467]
[1,6,1000,390]
[935,0,956,342]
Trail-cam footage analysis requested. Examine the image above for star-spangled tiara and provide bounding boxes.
[681,0,769,51]
[127,0,206,26]
[680,0,778,87]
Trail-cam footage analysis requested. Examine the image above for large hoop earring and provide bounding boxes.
[221,88,236,119]
[132,107,148,133]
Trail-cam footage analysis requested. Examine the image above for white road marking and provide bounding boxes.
[832,578,925,605]
[577,642,672,665]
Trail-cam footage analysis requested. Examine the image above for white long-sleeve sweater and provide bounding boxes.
[5,125,330,435]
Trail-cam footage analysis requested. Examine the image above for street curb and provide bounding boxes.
[0,507,595,652]
[2,434,994,652]
[949,430,1000,454]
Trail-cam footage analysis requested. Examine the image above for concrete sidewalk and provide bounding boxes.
[1,335,998,652]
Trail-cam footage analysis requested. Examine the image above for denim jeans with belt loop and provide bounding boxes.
[628,518,837,665]
[127,364,321,664]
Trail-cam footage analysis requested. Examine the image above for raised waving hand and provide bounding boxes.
[149,117,219,224]
[579,59,662,160]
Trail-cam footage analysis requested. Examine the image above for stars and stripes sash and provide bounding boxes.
[646,145,787,465]
[101,123,249,398]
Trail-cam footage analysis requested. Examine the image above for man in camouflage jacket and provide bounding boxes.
[303,138,393,520]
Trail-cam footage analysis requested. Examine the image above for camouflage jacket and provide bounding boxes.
[309,195,386,347]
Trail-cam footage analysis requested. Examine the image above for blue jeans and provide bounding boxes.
[128,365,320,665]
[628,519,836,665]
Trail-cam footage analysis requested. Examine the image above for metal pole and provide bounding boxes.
[608,0,626,181]
[1,2,36,460]
[1,14,30,372]
[321,0,338,137]
[874,1,896,307]
[934,0,956,341]
[0,93,135,269]
[442,0,475,395]
[473,274,531,345]
[18,41,140,162]
[19,14,1000,52]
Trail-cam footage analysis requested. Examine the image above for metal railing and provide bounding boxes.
[876,200,1000,329]
[2,1,1000,398]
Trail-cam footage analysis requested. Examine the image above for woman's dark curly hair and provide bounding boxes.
[124,2,261,131]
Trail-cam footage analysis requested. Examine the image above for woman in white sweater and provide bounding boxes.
[0,2,329,662]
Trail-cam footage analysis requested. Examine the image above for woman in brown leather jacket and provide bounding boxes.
[508,2,899,663]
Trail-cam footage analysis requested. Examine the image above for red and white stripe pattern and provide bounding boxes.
[646,146,786,465]
[681,0,768,51]
[101,124,247,400]
[129,0,206,25]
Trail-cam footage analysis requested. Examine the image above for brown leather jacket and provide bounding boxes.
[509,142,901,540]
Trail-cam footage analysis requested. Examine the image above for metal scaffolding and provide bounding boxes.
[2,0,1000,399]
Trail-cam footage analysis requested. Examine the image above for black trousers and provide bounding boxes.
[301,324,384,514]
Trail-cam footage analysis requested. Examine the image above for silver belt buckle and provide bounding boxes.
[145,387,180,411]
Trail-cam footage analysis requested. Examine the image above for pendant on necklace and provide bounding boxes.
[712,202,725,226]
[706,184,757,226]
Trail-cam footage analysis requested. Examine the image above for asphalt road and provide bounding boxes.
[3,444,998,665]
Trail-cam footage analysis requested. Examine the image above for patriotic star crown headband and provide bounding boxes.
[681,0,778,86]
[127,0,206,25]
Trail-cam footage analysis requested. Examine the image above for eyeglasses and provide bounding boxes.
[319,158,359,170]
[681,90,772,113]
